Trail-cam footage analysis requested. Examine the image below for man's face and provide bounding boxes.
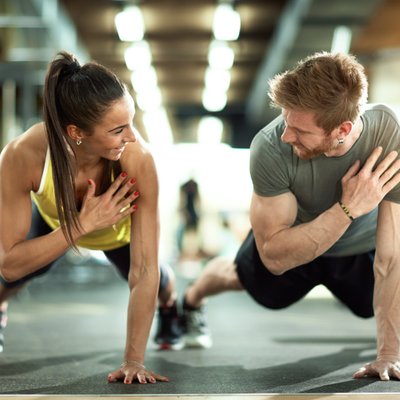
[281,109,336,160]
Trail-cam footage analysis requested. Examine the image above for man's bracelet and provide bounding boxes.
[121,360,146,370]
[338,201,354,221]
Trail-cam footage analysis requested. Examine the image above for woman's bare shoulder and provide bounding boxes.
[3,122,47,154]
[1,122,48,191]
[122,131,156,168]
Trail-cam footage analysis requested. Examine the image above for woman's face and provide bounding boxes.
[82,92,137,161]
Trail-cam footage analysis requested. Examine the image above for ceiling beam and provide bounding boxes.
[245,0,313,128]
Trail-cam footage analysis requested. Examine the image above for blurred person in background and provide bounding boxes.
[0,51,182,385]
[176,178,203,259]
[181,51,400,381]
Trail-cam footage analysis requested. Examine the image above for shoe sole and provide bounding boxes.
[157,341,184,351]
[184,336,212,349]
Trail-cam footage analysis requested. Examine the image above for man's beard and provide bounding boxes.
[292,136,336,160]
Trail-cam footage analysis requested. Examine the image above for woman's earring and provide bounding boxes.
[76,139,82,146]
[337,138,344,145]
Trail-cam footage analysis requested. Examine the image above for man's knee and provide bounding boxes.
[204,256,243,290]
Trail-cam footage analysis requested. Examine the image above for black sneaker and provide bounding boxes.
[154,302,184,350]
[0,309,8,353]
[181,305,212,349]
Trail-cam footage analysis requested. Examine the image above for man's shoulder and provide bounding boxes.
[364,103,399,122]
[250,115,285,150]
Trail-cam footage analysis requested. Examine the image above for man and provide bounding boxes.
[181,51,400,381]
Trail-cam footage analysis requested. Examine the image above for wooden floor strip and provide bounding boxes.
[2,394,400,400]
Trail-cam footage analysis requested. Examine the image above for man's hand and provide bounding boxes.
[341,147,400,218]
[353,359,400,381]
[78,172,140,234]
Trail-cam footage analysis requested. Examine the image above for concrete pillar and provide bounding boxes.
[2,79,17,148]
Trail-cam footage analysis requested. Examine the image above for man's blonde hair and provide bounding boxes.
[268,52,368,133]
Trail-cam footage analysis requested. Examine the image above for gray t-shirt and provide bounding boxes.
[250,104,400,256]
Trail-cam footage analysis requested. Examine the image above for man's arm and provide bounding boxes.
[251,147,400,275]
[353,200,400,381]
[250,191,351,275]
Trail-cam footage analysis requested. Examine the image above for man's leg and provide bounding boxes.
[184,256,244,308]
[321,251,375,318]
[182,230,323,348]
[181,256,244,349]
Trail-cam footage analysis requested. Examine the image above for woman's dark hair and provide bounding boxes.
[42,51,126,249]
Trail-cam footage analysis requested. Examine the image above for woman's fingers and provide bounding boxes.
[108,172,128,195]
[84,179,96,199]
[107,366,169,385]
[116,190,140,213]
[111,176,137,206]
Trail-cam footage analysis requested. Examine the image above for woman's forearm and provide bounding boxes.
[124,270,159,363]
[0,227,83,282]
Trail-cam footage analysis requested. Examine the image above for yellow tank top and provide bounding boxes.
[31,149,131,250]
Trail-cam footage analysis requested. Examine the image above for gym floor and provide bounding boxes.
[1,255,399,400]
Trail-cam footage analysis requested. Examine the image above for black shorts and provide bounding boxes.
[0,202,169,292]
[235,230,375,318]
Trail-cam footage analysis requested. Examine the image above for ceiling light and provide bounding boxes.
[213,4,241,41]
[205,67,231,92]
[115,6,144,41]
[136,87,162,112]
[124,41,152,71]
[131,67,158,93]
[143,108,173,146]
[198,116,223,145]
[331,26,352,54]
[208,41,234,70]
[202,89,227,112]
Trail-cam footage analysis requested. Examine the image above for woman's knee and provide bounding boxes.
[159,263,175,293]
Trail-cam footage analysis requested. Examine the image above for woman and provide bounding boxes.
[0,51,182,384]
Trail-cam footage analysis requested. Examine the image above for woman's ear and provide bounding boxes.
[65,124,83,143]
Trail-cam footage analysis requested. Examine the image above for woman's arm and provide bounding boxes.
[0,136,77,281]
[0,131,137,282]
[107,140,167,384]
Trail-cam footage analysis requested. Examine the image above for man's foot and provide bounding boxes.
[0,309,8,353]
[181,301,212,349]
[154,302,184,350]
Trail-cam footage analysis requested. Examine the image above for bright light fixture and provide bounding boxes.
[136,87,162,112]
[205,67,231,92]
[198,116,223,145]
[131,67,158,93]
[143,108,173,146]
[202,88,227,112]
[115,6,144,42]
[331,26,352,54]
[208,41,234,70]
[124,41,152,71]
[213,4,241,41]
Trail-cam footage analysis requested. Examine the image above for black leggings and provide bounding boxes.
[0,203,169,292]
